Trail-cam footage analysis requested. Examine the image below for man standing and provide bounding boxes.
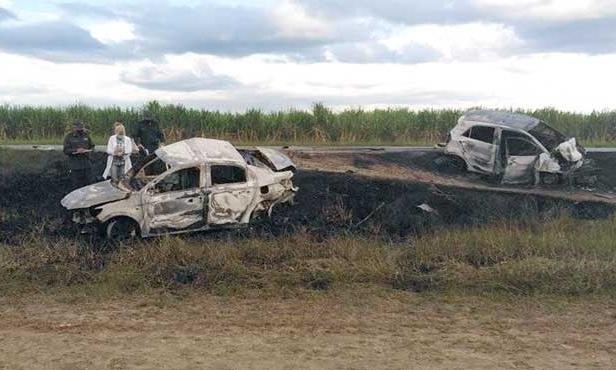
[133,114,165,155]
[63,121,95,189]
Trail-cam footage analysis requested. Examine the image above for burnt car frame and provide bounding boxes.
[442,110,589,185]
[61,138,297,239]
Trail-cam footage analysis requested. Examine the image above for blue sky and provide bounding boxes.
[1,0,615,111]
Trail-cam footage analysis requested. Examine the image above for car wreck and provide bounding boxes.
[441,110,591,185]
[61,138,298,239]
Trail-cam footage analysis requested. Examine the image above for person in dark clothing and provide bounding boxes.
[63,121,95,189]
[133,116,165,154]
[133,115,166,175]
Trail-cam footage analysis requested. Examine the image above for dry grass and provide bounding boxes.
[2,215,616,298]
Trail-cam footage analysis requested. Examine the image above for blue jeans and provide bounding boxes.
[110,160,125,182]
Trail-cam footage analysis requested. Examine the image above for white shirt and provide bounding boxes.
[102,135,135,179]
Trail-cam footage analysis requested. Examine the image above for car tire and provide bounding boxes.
[540,172,561,186]
[433,155,467,174]
[105,217,139,242]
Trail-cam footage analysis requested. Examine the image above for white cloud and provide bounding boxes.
[120,54,239,91]
[1,0,616,115]
[380,22,523,60]
[204,51,616,111]
[269,0,330,38]
[1,49,615,111]
[473,0,616,20]
[87,20,136,44]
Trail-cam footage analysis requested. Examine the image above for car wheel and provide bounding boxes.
[434,155,467,174]
[540,172,560,186]
[105,218,139,242]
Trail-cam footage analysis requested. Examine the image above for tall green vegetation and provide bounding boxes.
[1,101,616,145]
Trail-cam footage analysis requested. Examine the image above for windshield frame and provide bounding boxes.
[119,153,168,191]
[528,122,567,152]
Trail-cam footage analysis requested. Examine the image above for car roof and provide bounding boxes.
[459,110,541,132]
[155,138,245,167]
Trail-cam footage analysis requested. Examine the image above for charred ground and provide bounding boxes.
[1,149,615,245]
[2,147,616,300]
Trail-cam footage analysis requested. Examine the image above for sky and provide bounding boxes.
[0,0,615,112]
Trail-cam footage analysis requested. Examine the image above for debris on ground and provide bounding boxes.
[416,203,437,214]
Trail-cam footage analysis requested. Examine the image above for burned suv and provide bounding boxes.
[61,138,297,239]
[442,110,589,185]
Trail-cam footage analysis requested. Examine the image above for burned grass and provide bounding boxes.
[2,148,616,298]
[2,149,607,243]
[0,149,106,242]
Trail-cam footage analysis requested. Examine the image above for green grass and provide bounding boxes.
[0,135,108,146]
[2,215,616,298]
[0,136,435,147]
[1,101,616,146]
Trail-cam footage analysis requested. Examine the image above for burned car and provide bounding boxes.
[61,138,297,239]
[441,110,589,185]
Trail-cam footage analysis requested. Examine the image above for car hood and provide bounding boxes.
[61,180,130,210]
[255,147,295,171]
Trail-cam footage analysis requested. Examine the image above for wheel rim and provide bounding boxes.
[541,173,559,185]
[106,219,137,241]
[452,158,465,170]
[446,156,466,171]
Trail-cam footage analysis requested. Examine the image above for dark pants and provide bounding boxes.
[70,168,92,190]
[145,145,159,155]
[143,146,166,176]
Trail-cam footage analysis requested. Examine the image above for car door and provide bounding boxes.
[206,164,257,225]
[143,166,206,232]
[459,125,497,173]
[501,133,544,184]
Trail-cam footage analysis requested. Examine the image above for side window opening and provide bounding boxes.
[142,158,167,177]
[154,167,200,193]
[469,126,495,144]
[128,156,169,190]
[461,129,471,138]
[506,138,542,156]
[211,165,246,185]
[134,157,168,180]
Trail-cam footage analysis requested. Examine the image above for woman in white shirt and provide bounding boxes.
[103,123,134,181]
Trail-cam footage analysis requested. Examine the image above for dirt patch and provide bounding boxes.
[0,293,614,369]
